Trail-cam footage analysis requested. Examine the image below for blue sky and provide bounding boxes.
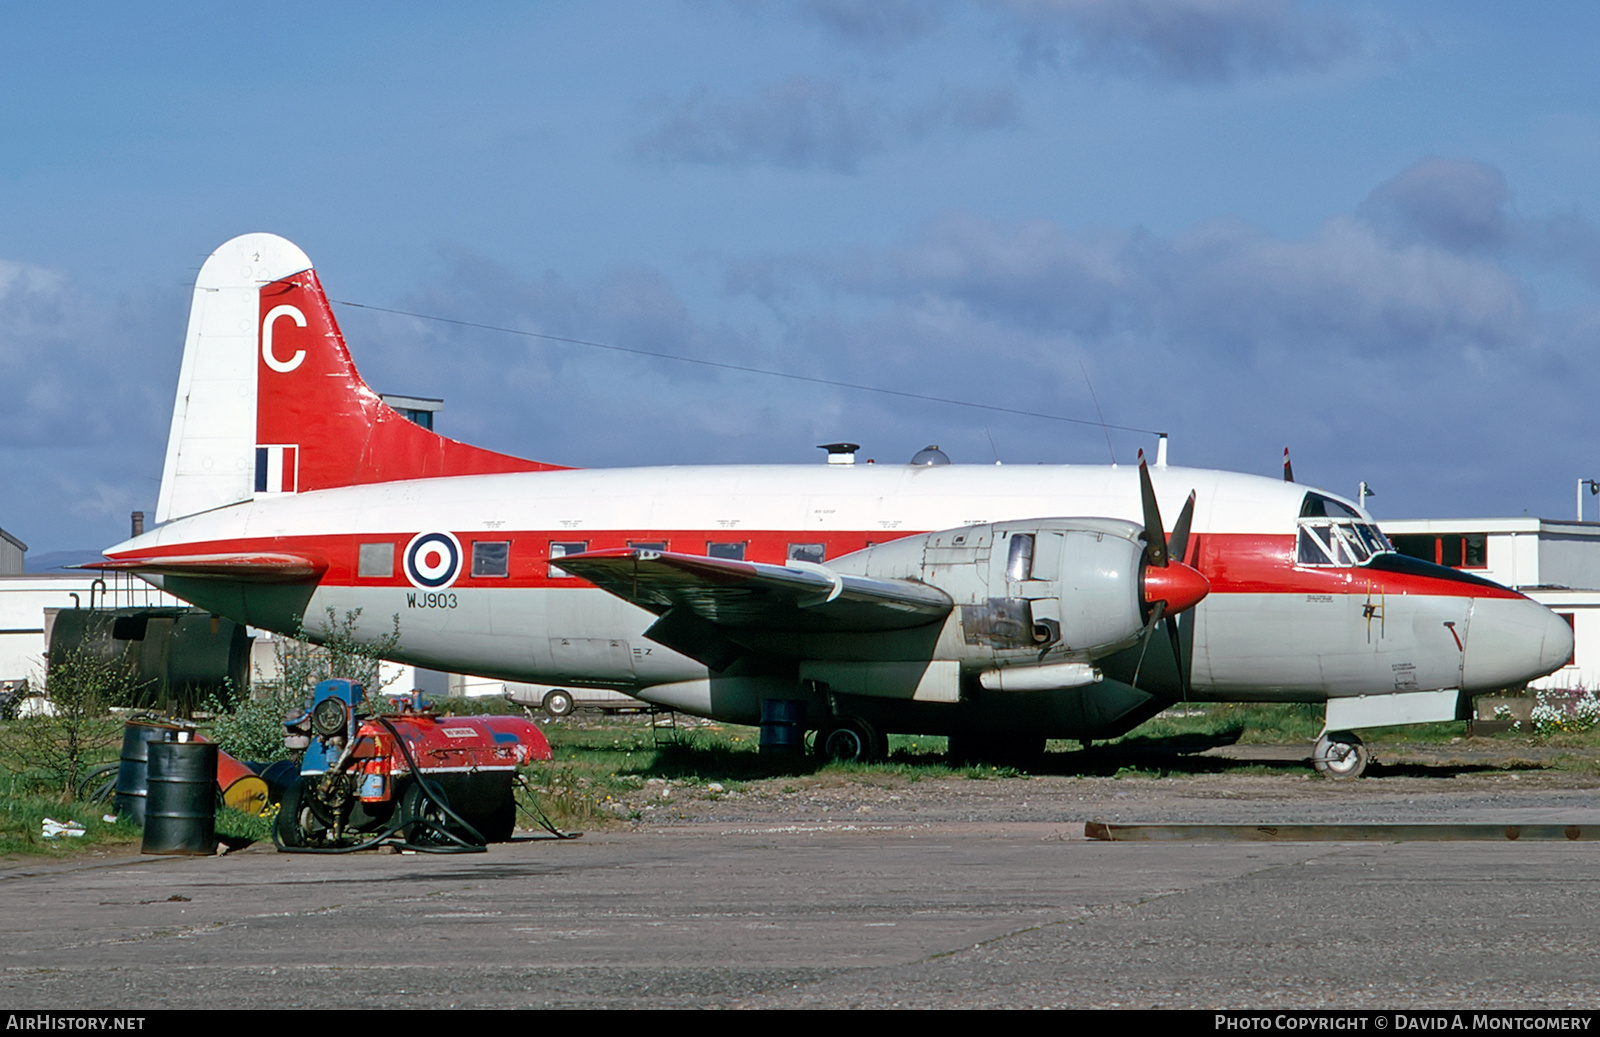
[5,1,1600,557]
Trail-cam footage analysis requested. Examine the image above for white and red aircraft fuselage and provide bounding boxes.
[99,234,1572,776]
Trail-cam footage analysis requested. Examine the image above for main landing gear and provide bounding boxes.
[814,715,888,764]
[1313,730,1370,780]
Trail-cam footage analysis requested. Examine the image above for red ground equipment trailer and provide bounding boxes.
[277,679,552,852]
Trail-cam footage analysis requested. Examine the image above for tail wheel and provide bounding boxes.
[815,717,885,763]
[1313,732,1370,780]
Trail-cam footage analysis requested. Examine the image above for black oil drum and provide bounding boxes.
[758,698,806,757]
[142,740,217,855]
[114,720,182,825]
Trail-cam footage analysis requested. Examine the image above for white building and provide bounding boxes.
[1381,518,1600,691]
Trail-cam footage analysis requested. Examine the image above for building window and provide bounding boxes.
[1391,533,1488,569]
[548,541,588,578]
[629,540,667,553]
[787,543,826,564]
[472,541,509,578]
[1559,613,1576,667]
[358,543,394,578]
[707,541,746,561]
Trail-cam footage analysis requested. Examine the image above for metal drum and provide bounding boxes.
[758,698,807,757]
[142,740,217,856]
[114,720,182,824]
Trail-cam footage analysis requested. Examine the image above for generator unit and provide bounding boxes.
[277,679,553,851]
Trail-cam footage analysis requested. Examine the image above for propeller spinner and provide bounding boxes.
[1132,454,1210,693]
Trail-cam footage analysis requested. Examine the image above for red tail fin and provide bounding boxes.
[255,269,564,494]
[157,234,563,523]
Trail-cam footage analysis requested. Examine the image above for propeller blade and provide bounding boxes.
[1138,454,1168,568]
[1166,610,1191,702]
[1283,447,1295,483]
[1168,491,1196,567]
[1130,599,1166,692]
[1132,455,1206,698]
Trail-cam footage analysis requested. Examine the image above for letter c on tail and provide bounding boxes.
[262,304,307,372]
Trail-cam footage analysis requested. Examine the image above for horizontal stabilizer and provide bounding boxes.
[553,548,951,632]
[79,552,327,583]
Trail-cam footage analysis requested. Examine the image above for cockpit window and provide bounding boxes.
[1299,492,1363,520]
[1296,518,1394,568]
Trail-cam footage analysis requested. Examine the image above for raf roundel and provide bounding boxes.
[404,531,463,589]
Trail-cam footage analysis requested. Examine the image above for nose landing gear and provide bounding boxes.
[1313,731,1370,779]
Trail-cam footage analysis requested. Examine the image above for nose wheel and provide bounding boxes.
[1313,731,1369,779]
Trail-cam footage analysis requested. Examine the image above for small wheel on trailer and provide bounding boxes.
[1313,731,1370,779]
[479,793,517,843]
[275,777,311,848]
[542,689,575,718]
[815,716,883,763]
[400,778,456,844]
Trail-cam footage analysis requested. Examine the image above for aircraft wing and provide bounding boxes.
[552,548,951,632]
[81,552,328,583]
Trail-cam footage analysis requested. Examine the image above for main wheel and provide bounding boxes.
[542,689,575,718]
[1313,731,1370,779]
[815,717,884,763]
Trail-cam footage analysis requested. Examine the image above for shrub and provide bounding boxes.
[203,608,400,762]
[0,643,134,799]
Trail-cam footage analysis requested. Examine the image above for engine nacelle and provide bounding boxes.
[835,518,1151,666]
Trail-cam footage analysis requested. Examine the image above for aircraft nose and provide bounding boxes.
[1461,596,1574,692]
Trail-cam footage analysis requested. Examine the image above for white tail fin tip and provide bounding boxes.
[196,233,312,291]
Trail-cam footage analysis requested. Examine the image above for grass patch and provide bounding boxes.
[216,805,275,846]
[0,789,142,856]
[1108,703,1326,745]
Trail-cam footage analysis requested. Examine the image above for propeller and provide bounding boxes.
[1283,447,1295,483]
[1131,453,1208,696]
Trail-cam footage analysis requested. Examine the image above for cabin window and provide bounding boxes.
[707,541,746,561]
[787,543,826,564]
[358,543,394,578]
[548,541,588,578]
[472,541,509,578]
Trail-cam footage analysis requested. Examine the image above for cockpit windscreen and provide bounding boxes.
[1296,493,1393,567]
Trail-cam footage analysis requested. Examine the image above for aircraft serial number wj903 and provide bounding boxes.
[97,234,1572,778]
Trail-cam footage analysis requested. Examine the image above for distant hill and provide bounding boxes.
[24,550,106,573]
